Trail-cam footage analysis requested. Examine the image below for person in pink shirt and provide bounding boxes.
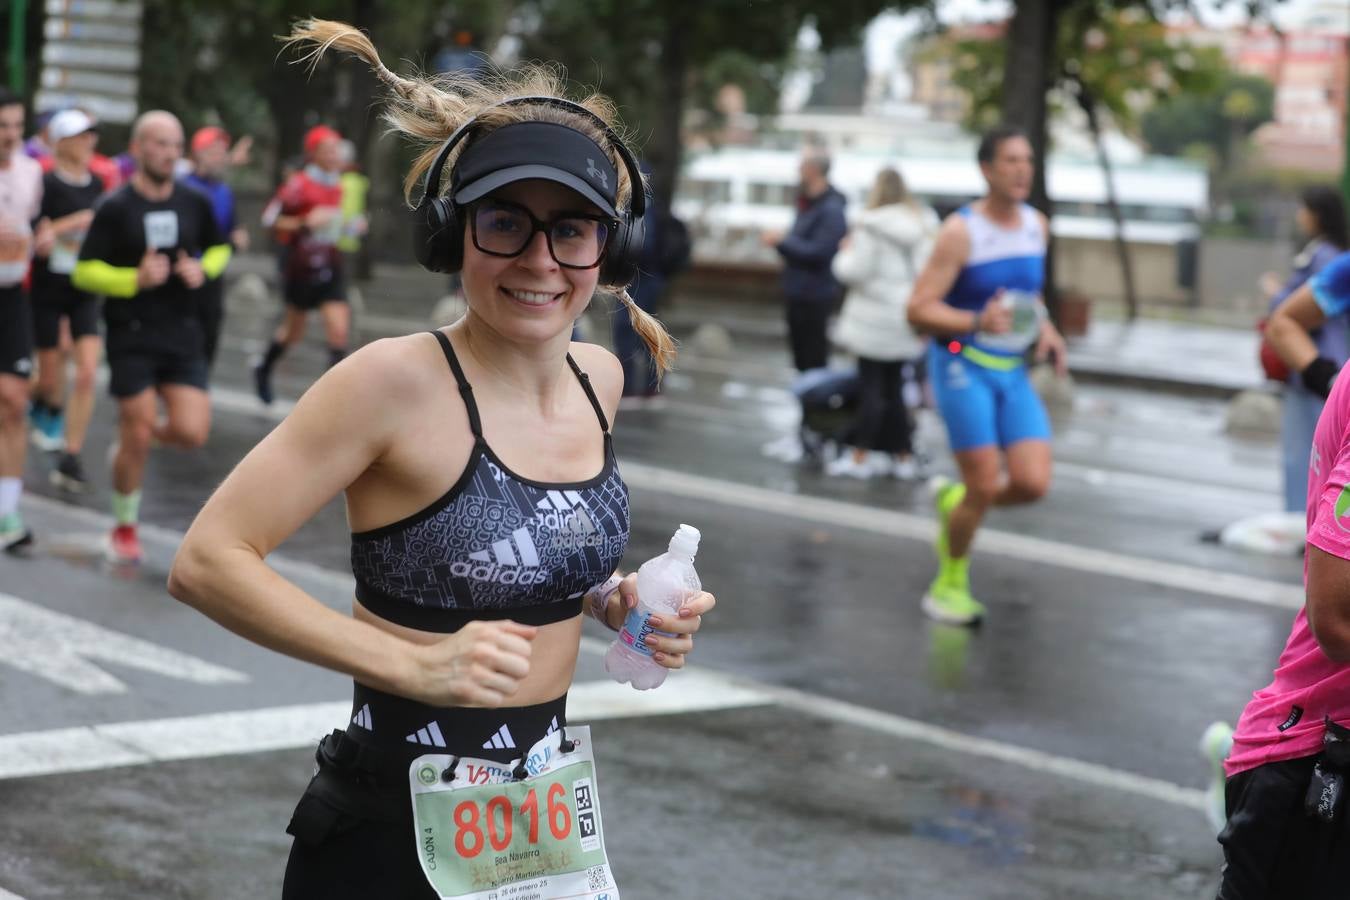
[0,88,43,554]
[1218,249,1350,897]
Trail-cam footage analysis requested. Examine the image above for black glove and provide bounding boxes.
[1302,357,1340,398]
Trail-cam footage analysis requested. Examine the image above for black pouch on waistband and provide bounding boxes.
[286,731,406,847]
[1304,718,1350,823]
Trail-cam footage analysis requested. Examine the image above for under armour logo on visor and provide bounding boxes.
[586,158,609,189]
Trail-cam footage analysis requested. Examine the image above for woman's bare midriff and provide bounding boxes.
[353,599,584,706]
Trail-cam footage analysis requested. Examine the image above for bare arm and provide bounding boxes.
[1307,545,1350,662]
[168,338,536,707]
[907,215,979,336]
[1267,281,1327,373]
[1032,210,1068,375]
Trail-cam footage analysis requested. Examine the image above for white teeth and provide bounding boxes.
[505,288,557,306]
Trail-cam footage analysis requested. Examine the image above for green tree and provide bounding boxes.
[137,0,507,185]
[1142,71,1275,167]
[511,0,917,206]
[933,2,1231,318]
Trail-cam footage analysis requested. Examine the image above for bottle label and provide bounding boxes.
[618,608,661,658]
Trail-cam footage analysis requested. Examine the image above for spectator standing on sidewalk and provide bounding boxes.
[761,148,847,373]
[758,148,848,462]
[182,126,251,371]
[827,167,937,480]
[1260,186,1348,514]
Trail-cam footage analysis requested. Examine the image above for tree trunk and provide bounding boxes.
[345,0,379,281]
[648,14,687,212]
[1000,0,1059,320]
[1076,80,1137,321]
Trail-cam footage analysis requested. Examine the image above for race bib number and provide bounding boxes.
[409,725,617,900]
[143,210,179,250]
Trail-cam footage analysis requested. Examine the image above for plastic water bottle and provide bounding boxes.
[604,524,702,690]
[975,289,1045,353]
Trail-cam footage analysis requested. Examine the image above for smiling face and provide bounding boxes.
[459,179,604,343]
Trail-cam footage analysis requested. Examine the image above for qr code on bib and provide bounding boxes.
[586,865,608,891]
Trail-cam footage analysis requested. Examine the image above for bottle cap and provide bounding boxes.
[669,523,701,558]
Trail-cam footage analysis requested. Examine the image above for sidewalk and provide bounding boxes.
[660,293,1266,399]
[229,252,1266,398]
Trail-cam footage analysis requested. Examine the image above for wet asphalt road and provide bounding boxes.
[0,264,1305,899]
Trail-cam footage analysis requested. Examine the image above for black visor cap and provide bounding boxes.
[451,121,619,218]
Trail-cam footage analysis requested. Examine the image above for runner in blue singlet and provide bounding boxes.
[906,125,1068,626]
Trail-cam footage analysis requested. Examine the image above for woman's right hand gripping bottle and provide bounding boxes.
[604,524,701,690]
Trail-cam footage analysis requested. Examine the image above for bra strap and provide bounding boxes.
[429,330,483,439]
[566,354,611,434]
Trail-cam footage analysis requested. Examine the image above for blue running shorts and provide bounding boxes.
[927,343,1051,452]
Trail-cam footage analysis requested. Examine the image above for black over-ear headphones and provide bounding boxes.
[412,96,646,286]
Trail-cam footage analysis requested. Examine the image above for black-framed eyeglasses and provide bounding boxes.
[468,198,614,269]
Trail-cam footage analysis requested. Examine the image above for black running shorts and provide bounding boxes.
[1218,754,1350,898]
[284,271,347,311]
[105,322,208,398]
[32,278,101,349]
[0,284,34,379]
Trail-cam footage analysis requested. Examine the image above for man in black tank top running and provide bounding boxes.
[169,20,716,898]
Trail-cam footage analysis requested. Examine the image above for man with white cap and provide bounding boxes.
[30,108,105,492]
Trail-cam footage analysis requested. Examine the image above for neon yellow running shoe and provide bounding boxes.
[922,576,987,626]
[930,475,967,563]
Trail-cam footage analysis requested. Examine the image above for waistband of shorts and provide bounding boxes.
[933,339,1025,371]
[345,682,568,767]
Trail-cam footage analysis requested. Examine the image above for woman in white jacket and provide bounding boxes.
[829,168,938,479]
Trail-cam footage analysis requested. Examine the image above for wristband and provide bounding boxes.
[584,574,623,631]
[1302,356,1339,399]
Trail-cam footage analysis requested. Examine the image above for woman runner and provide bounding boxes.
[168,19,716,897]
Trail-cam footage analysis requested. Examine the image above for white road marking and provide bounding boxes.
[617,461,1304,610]
[573,636,1207,811]
[0,888,25,900]
[200,383,1301,609]
[771,679,1205,811]
[14,498,1213,813]
[0,593,248,694]
[0,670,770,781]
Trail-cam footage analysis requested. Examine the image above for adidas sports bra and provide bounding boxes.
[350,330,630,632]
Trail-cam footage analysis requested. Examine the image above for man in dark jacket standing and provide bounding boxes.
[762,150,848,371]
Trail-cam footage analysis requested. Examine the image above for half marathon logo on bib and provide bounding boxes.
[143,210,179,249]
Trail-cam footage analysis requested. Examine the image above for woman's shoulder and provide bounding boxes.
[569,340,623,414]
[327,332,447,400]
